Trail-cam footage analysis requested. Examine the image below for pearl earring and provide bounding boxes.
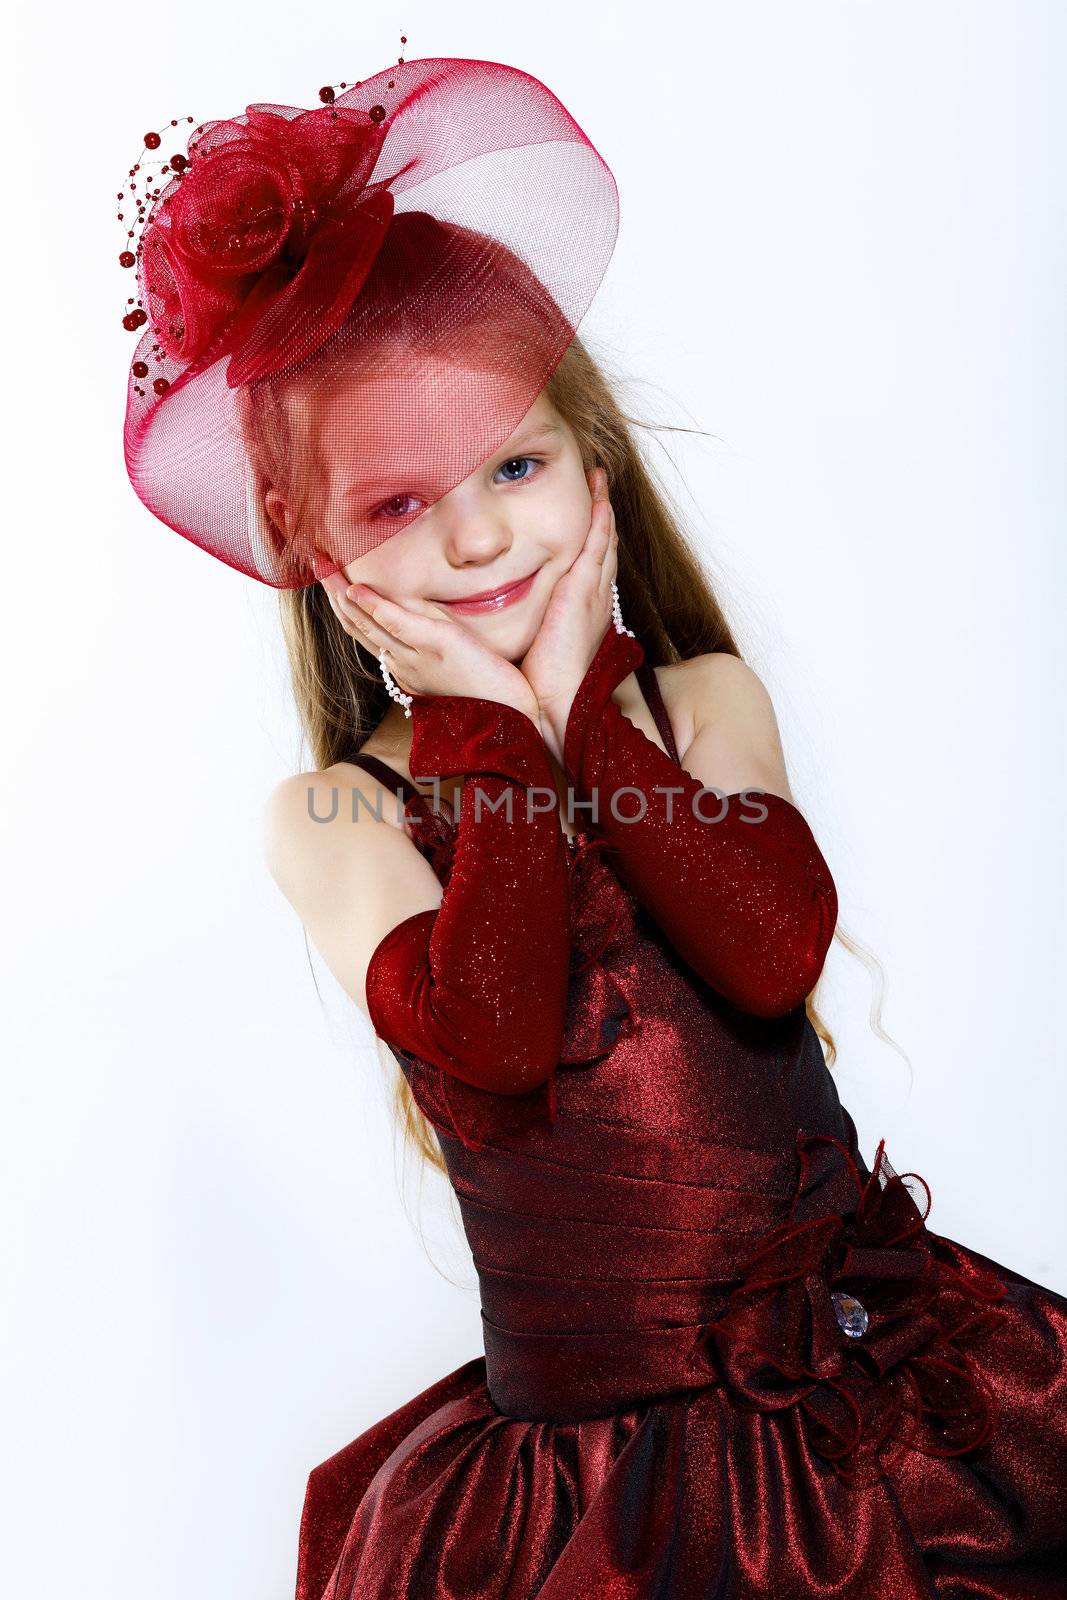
[378,648,413,718]
[611,579,635,637]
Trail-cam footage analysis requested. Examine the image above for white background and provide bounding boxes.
[4,2,1064,1596]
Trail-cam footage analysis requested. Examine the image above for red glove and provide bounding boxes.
[364,694,572,1100]
[562,625,839,1018]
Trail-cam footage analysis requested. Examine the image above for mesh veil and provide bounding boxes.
[121,57,619,587]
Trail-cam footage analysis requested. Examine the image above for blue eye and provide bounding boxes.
[495,455,542,483]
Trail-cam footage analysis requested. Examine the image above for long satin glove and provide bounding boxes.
[562,625,839,1018]
[364,693,572,1099]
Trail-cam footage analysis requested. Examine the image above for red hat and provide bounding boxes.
[120,56,619,587]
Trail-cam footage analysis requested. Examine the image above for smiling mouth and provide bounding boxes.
[434,565,543,610]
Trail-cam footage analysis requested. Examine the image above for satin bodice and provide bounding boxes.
[349,669,868,1424]
[298,675,1061,1600]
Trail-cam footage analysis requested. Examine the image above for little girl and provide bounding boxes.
[122,53,1067,1600]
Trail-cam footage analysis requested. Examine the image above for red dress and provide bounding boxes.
[295,634,1067,1600]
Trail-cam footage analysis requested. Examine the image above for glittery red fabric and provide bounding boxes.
[562,625,841,1020]
[363,693,572,1103]
[299,632,1067,1598]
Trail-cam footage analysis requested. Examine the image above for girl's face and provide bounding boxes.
[315,363,593,663]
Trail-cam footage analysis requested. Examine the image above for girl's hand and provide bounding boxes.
[519,466,619,751]
[323,581,541,723]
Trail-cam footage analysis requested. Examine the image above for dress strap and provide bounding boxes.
[346,750,423,805]
[634,661,680,763]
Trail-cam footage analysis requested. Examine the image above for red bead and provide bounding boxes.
[369,104,386,123]
[152,377,170,395]
[144,131,161,150]
[122,312,140,330]
[132,360,149,377]
[119,250,135,268]
[170,153,188,171]
[318,85,335,104]
[400,34,406,42]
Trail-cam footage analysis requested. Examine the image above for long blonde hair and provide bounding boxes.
[238,229,904,1178]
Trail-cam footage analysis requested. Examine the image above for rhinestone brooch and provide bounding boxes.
[831,1290,869,1339]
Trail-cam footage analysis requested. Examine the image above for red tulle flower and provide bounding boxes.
[138,106,407,383]
[695,1132,1011,1485]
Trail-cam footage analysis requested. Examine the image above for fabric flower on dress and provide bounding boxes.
[694,1131,1011,1485]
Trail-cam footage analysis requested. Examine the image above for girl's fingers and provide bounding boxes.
[351,606,409,655]
[330,589,378,644]
[596,492,619,590]
[588,484,617,576]
[602,501,617,558]
[576,487,613,570]
[333,583,422,653]
[349,587,422,640]
[325,575,372,620]
[322,577,366,632]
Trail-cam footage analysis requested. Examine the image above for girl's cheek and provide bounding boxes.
[539,493,587,554]
[565,509,594,559]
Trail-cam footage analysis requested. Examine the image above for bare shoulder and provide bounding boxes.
[671,652,780,733]
[261,761,443,1015]
[262,760,407,909]
[658,652,793,803]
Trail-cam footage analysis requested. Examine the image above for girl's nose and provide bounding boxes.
[441,501,514,564]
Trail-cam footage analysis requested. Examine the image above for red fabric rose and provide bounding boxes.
[138,106,409,383]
